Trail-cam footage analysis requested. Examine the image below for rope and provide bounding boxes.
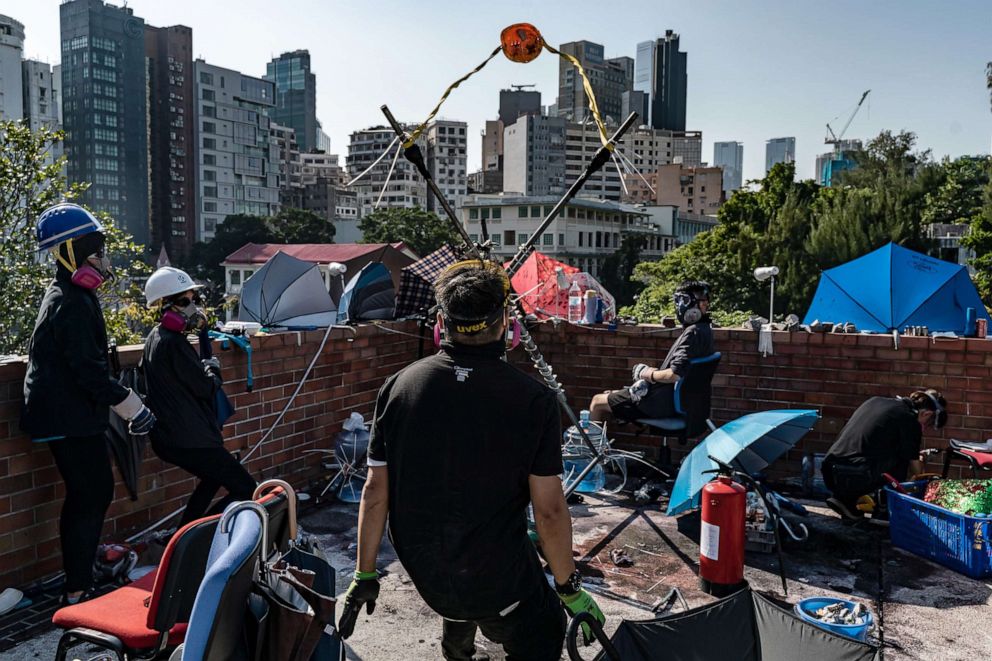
[374,140,403,209]
[543,42,611,149]
[405,45,503,148]
[346,135,400,187]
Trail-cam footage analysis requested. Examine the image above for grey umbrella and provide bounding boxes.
[238,251,337,328]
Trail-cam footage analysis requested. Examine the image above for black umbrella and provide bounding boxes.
[105,343,147,501]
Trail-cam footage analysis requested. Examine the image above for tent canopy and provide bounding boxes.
[506,251,578,319]
[394,245,460,318]
[238,251,337,328]
[803,242,991,333]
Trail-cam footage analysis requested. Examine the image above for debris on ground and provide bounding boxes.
[609,548,633,567]
[812,601,868,625]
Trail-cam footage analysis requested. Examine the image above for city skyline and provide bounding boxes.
[8,0,992,183]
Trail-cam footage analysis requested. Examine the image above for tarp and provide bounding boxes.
[394,245,460,318]
[338,262,395,323]
[598,589,880,661]
[238,251,337,328]
[803,242,991,333]
[506,251,578,319]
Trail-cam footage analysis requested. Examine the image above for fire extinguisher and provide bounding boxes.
[699,471,747,597]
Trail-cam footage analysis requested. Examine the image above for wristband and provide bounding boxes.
[354,570,378,581]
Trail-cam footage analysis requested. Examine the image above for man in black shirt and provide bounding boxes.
[590,280,715,422]
[338,260,604,660]
[823,389,947,519]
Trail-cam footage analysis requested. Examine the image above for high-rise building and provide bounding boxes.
[556,41,631,124]
[621,90,649,125]
[498,87,541,126]
[60,0,149,244]
[713,141,744,192]
[315,120,331,153]
[193,60,280,240]
[765,137,796,172]
[816,139,862,186]
[425,119,468,212]
[672,130,702,166]
[145,25,195,261]
[502,114,566,196]
[627,163,723,216]
[635,31,687,131]
[264,50,317,152]
[346,125,428,216]
[0,15,24,121]
[22,60,63,168]
[566,121,622,201]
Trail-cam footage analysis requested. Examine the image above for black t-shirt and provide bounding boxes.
[826,397,922,480]
[368,340,563,620]
[659,320,714,377]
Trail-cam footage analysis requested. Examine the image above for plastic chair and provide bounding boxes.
[173,502,266,661]
[635,353,721,468]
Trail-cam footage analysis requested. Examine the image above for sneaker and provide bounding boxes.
[826,497,864,521]
[58,588,97,608]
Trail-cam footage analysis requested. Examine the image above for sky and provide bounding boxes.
[11,0,992,182]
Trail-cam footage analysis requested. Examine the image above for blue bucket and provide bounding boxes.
[794,597,872,641]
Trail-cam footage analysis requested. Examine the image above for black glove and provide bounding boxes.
[201,357,221,379]
[338,571,380,639]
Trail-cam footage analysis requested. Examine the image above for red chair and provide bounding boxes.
[941,439,992,478]
[53,483,294,661]
[54,515,219,661]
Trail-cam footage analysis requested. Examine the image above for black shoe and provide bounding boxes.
[58,588,96,608]
[826,497,864,521]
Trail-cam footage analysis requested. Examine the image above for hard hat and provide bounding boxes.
[144,266,203,307]
[36,203,104,251]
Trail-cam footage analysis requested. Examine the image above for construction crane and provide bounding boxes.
[509,84,536,91]
[825,89,870,152]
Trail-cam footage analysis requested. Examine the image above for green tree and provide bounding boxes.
[270,207,336,243]
[600,234,647,308]
[960,171,992,302]
[0,121,150,355]
[358,207,459,257]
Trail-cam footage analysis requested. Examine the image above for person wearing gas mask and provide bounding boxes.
[142,267,255,524]
[21,203,156,605]
[589,280,714,423]
[339,260,604,660]
[822,389,947,521]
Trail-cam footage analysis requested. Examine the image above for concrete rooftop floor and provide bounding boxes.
[3,488,991,660]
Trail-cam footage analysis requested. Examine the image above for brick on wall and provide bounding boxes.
[0,322,423,589]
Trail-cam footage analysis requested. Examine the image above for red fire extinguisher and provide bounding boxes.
[699,474,747,597]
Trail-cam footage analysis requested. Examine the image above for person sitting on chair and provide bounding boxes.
[589,280,714,423]
[822,389,947,520]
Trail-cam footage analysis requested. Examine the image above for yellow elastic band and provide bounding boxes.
[54,239,78,273]
[405,45,504,149]
[543,43,612,150]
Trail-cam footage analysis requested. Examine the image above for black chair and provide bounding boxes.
[636,352,721,468]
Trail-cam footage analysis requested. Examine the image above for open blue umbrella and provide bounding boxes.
[667,409,819,516]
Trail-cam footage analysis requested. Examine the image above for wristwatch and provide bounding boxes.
[554,569,582,596]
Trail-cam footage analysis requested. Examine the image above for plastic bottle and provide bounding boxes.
[567,279,583,323]
[567,410,605,493]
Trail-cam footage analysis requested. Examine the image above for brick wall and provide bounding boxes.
[1,321,988,588]
[511,324,990,477]
[0,323,422,589]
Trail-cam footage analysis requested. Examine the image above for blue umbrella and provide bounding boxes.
[667,409,819,516]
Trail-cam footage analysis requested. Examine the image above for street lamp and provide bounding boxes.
[754,266,779,324]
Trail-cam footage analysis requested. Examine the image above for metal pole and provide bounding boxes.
[769,276,775,324]
[379,105,639,496]
[505,112,640,279]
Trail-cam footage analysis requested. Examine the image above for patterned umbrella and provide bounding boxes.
[394,245,460,318]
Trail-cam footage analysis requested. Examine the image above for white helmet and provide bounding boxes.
[144,266,203,307]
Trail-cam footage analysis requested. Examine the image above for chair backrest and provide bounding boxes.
[146,515,221,634]
[181,504,264,661]
[673,352,721,437]
[256,487,293,557]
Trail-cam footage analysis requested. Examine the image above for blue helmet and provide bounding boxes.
[36,203,104,251]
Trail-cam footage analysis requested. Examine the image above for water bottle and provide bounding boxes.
[579,409,591,429]
[567,279,583,323]
[563,411,605,493]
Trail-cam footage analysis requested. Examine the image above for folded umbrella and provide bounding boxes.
[667,409,819,516]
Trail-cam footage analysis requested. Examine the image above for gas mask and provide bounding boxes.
[161,294,208,333]
[54,234,114,290]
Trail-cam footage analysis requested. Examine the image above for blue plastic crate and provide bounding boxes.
[886,480,992,579]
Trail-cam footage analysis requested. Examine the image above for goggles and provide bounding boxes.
[923,391,947,430]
